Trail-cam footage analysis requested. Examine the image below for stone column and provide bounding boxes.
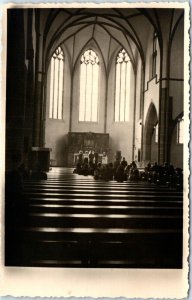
[24,9,35,153]
[157,12,171,165]
[6,9,27,169]
[33,9,43,147]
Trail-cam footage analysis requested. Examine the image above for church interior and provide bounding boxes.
[5,7,184,268]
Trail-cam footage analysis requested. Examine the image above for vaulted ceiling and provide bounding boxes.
[39,8,184,72]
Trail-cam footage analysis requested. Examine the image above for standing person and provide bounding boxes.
[78,150,83,165]
[89,150,94,164]
[121,157,128,168]
[94,151,99,165]
[102,152,108,165]
[114,158,120,171]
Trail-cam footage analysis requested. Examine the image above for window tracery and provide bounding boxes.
[49,46,64,120]
[79,49,99,122]
[115,49,131,122]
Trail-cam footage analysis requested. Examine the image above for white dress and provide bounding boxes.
[102,155,108,165]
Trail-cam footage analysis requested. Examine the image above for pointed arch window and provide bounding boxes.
[49,46,64,119]
[155,123,158,143]
[79,49,99,122]
[151,31,158,79]
[177,118,184,144]
[115,49,131,122]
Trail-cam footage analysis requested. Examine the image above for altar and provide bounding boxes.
[67,132,109,166]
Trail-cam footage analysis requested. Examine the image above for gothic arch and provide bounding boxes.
[73,38,106,75]
[143,102,158,161]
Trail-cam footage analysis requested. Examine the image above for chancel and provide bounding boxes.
[5,7,184,268]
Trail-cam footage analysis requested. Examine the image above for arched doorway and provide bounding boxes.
[143,103,158,162]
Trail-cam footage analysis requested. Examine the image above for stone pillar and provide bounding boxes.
[24,9,35,154]
[156,13,170,164]
[6,9,27,169]
[158,86,168,164]
[33,9,43,147]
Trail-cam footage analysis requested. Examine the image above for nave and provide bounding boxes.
[5,168,183,268]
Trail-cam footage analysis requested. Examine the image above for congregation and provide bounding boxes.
[73,153,183,189]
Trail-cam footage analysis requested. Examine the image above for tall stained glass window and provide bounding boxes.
[177,118,184,144]
[49,46,64,119]
[155,123,158,143]
[79,49,99,122]
[115,49,131,122]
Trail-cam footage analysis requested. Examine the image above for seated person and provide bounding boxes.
[130,161,137,169]
[100,165,109,181]
[115,164,126,182]
[84,151,89,164]
[94,168,100,180]
[151,162,159,172]
[94,163,102,180]
[73,162,82,174]
[108,163,114,180]
[146,162,152,171]
[140,167,148,181]
[175,168,183,189]
[81,163,89,176]
[88,161,95,176]
[100,164,113,181]
[31,164,47,180]
[125,164,131,176]
[129,162,139,181]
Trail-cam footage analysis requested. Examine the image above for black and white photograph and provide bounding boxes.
[1,2,190,297]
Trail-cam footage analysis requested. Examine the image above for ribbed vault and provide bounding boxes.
[39,7,183,74]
